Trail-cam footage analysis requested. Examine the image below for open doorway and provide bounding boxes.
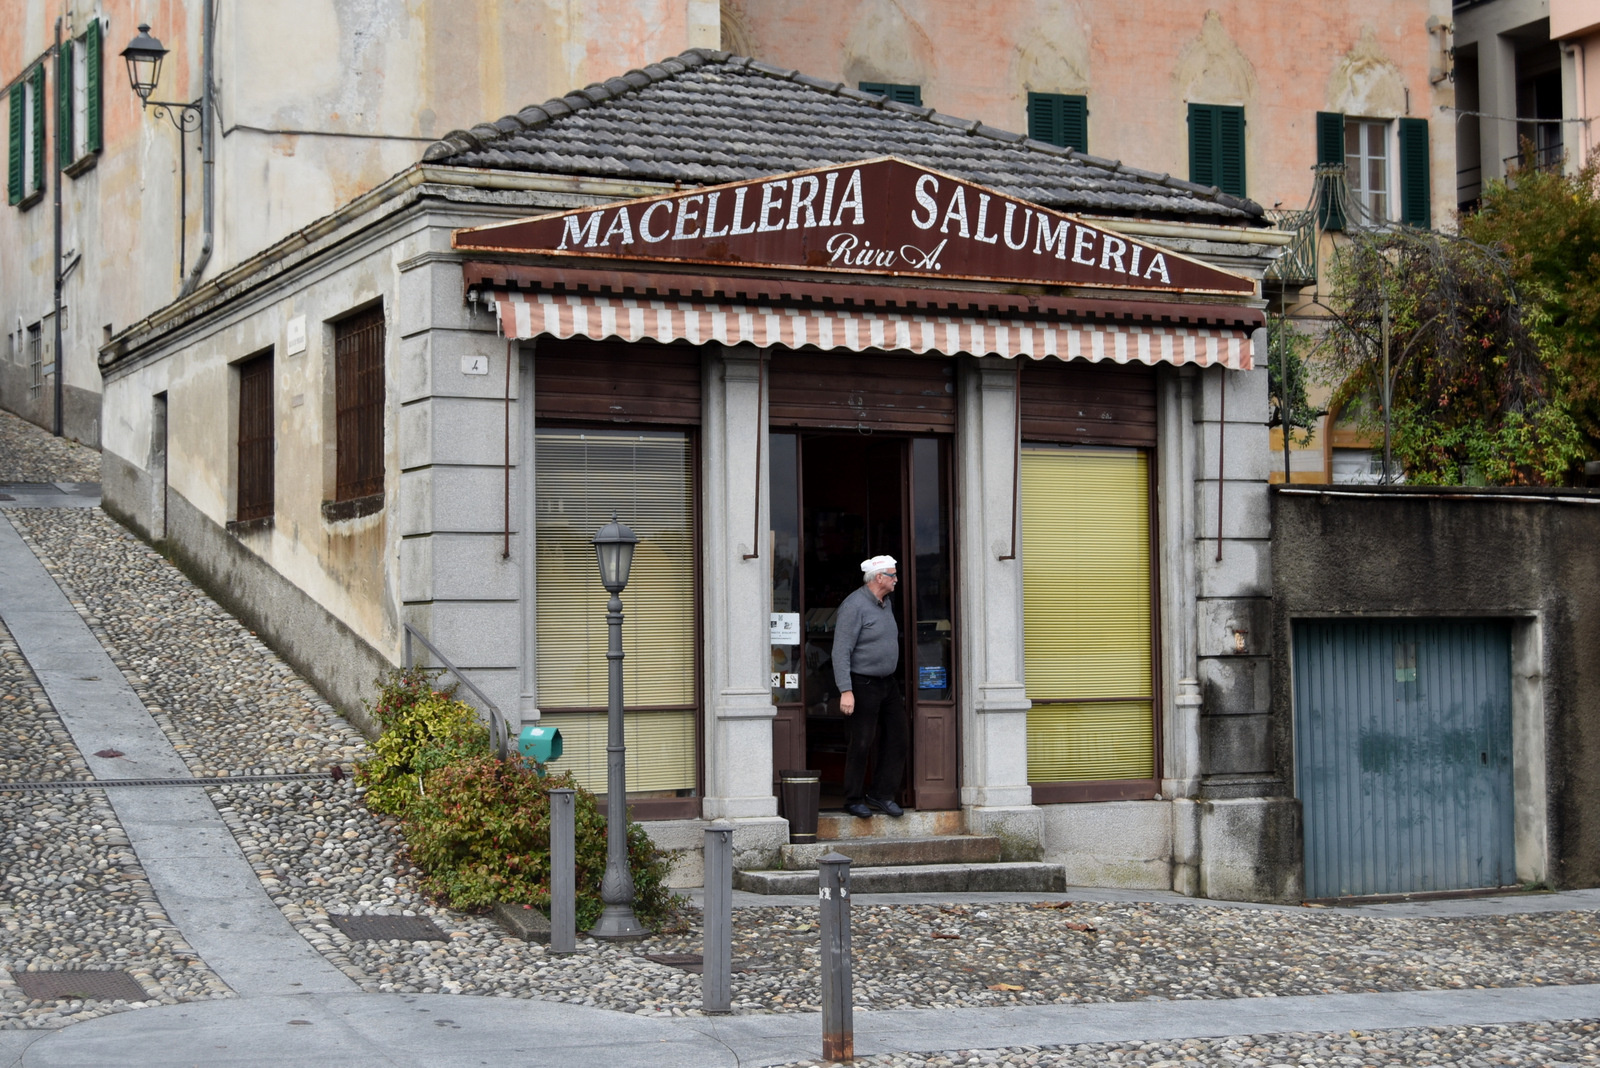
[770,433,958,811]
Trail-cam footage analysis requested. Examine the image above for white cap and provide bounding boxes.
[860,554,897,575]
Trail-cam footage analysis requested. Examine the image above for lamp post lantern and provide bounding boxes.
[590,513,646,941]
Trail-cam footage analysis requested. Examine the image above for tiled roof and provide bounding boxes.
[423,50,1265,225]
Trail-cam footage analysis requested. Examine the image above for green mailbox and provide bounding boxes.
[517,725,563,766]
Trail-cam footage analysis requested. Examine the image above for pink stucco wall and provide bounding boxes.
[728,0,1454,220]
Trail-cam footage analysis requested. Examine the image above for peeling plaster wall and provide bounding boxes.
[1,0,713,440]
[729,0,1454,218]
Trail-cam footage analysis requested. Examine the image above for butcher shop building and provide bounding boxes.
[98,50,1295,898]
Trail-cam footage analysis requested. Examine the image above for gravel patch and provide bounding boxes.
[770,1019,1600,1066]
[0,789,233,1028]
[0,618,91,783]
[3,508,367,778]
[0,408,99,484]
[207,779,1600,1017]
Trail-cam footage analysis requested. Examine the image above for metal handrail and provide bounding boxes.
[401,623,512,758]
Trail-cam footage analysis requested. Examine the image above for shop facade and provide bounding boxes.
[99,52,1299,898]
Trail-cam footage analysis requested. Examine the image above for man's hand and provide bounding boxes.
[840,691,855,716]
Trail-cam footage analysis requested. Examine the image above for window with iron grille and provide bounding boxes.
[27,322,41,395]
[334,305,385,502]
[236,350,275,522]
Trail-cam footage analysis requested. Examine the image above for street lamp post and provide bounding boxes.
[590,513,647,941]
[120,22,211,286]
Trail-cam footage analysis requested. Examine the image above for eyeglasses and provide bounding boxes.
[882,572,898,580]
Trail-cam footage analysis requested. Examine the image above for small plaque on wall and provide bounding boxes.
[285,315,307,356]
[462,355,490,376]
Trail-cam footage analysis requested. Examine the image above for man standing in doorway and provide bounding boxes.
[833,554,907,819]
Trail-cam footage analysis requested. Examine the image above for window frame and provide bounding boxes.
[859,81,923,106]
[9,66,46,207]
[329,303,386,512]
[234,348,276,525]
[532,422,704,820]
[1344,117,1393,224]
[1187,102,1247,198]
[61,18,103,174]
[1027,92,1088,152]
[1020,441,1163,805]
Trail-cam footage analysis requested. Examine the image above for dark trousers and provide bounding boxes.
[843,673,908,804]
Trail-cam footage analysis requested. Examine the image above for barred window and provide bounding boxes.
[334,306,385,501]
[236,351,274,522]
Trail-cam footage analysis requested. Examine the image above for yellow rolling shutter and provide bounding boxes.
[1021,446,1154,782]
[535,430,696,794]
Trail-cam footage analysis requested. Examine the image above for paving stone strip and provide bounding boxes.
[3,508,366,779]
[0,409,99,485]
[0,618,92,784]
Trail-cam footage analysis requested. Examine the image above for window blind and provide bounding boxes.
[1316,111,1347,231]
[859,81,922,106]
[535,430,697,794]
[1021,446,1154,782]
[1398,117,1430,229]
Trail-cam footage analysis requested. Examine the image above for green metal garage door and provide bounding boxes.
[1293,619,1515,900]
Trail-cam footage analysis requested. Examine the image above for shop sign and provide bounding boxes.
[453,157,1253,296]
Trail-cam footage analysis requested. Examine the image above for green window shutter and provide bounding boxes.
[1188,104,1216,187]
[57,39,73,168]
[1399,117,1431,229]
[1027,92,1088,151]
[859,81,922,106]
[86,19,102,153]
[30,65,45,194]
[1316,111,1346,231]
[1188,104,1246,197]
[1217,105,1245,197]
[7,87,21,205]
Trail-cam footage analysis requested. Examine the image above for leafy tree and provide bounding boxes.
[1462,154,1600,453]
[1267,316,1321,448]
[1319,228,1584,485]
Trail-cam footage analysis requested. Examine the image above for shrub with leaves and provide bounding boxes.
[402,756,677,928]
[356,666,490,816]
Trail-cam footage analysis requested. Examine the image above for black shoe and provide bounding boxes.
[866,795,904,818]
[843,801,873,819]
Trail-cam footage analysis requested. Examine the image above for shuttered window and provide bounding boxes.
[9,67,45,205]
[1027,92,1088,151]
[859,81,922,106]
[1316,110,1347,231]
[1021,446,1155,785]
[1188,103,1246,198]
[535,429,697,796]
[236,351,275,522]
[1398,117,1430,229]
[334,306,385,501]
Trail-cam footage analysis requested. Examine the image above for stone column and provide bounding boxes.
[955,357,1039,854]
[1478,32,1521,190]
[700,344,785,854]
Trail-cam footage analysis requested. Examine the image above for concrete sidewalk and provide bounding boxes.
[1,980,1596,1068]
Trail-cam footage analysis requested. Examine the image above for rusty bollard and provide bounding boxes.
[818,851,853,1061]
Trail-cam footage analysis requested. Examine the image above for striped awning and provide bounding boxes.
[490,290,1255,370]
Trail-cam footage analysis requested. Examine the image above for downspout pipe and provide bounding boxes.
[52,17,64,436]
[179,0,214,297]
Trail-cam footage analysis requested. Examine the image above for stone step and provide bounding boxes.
[817,809,965,840]
[779,835,1001,870]
[734,862,1065,896]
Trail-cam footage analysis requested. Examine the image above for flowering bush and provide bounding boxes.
[356,666,489,816]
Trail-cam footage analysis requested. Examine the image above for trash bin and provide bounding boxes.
[779,769,821,844]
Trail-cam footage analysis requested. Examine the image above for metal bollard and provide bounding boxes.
[702,821,733,1013]
[818,851,853,1062]
[549,788,576,954]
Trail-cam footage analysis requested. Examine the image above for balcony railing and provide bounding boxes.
[1264,208,1317,287]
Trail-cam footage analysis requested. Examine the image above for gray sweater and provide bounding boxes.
[832,584,900,691]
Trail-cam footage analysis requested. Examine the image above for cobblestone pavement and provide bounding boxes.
[772,1019,1600,1066]
[0,408,99,484]
[2,479,1600,1059]
[5,508,366,778]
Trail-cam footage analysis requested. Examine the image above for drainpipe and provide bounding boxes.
[52,17,64,437]
[179,0,214,297]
